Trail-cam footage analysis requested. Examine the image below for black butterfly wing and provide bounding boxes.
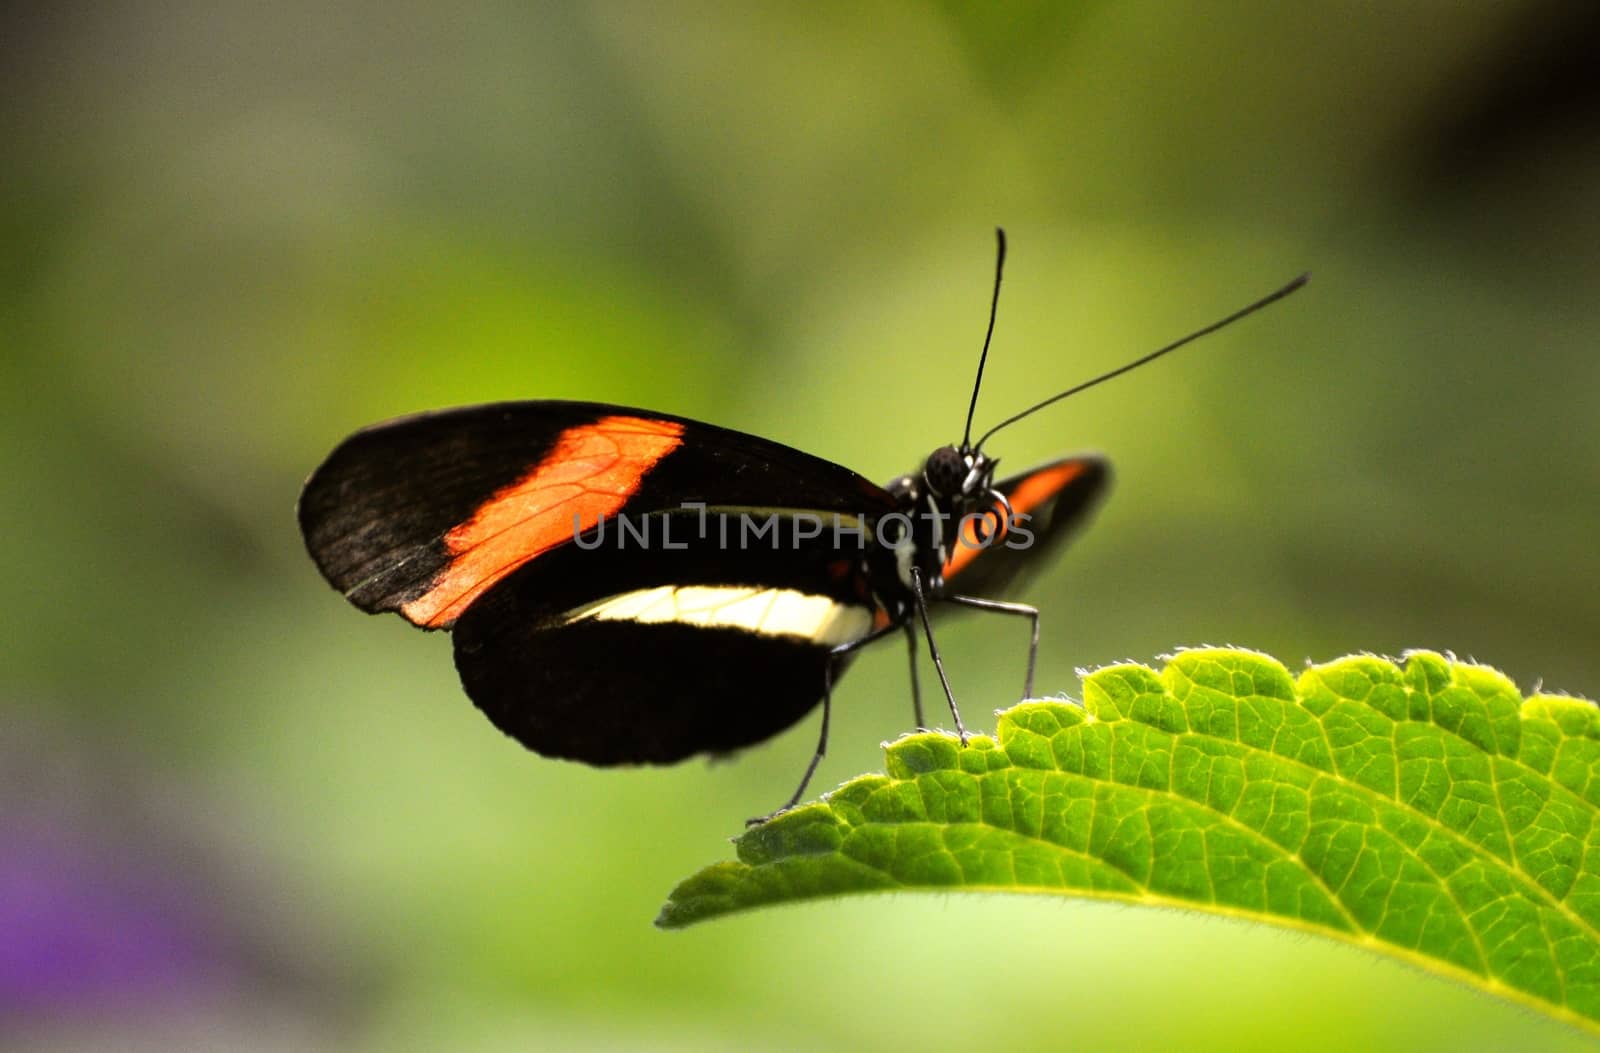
[941,455,1110,598]
[452,512,884,764]
[298,400,894,629]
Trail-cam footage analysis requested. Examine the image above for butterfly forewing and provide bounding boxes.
[298,400,895,628]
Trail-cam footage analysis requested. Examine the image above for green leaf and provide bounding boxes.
[658,648,1600,1034]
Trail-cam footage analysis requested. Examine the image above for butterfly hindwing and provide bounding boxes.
[451,513,880,764]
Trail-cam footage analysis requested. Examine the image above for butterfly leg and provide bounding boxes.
[944,594,1040,699]
[747,620,903,827]
[910,567,968,745]
[902,620,925,729]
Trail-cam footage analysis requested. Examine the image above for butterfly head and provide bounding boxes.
[916,444,1009,566]
[877,445,999,593]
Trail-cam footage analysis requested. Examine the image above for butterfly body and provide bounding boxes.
[299,398,1108,772]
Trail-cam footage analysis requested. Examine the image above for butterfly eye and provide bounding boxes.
[923,445,966,497]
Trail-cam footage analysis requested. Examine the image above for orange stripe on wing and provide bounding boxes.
[401,415,683,628]
[942,460,1090,580]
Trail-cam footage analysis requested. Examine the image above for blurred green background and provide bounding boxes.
[5,3,1599,1050]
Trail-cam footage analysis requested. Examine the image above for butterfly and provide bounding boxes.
[298,230,1305,821]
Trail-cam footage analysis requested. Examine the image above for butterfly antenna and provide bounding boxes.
[974,272,1309,452]
[961,227,1007,451]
